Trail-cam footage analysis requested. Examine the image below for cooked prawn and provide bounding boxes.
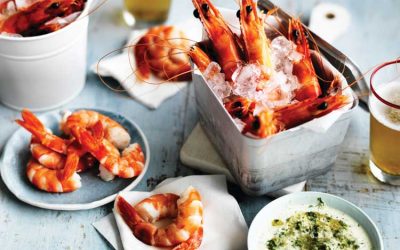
[26,153,81,193]
[134,25,192,81]
[17,109,95,172]
[224,95,256,120]
[243,94,350,137]
[16,109,68,154]
[288,18,322,101]
[30,137,95,172]
[116,186,203,248]
[188,45,212,73]
[30,136,65,170]
[72,125,145,179]
[61,110,131,150]
[192,0,243,81]
[238,0,272,89]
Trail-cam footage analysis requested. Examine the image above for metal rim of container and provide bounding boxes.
[370,59,400,110]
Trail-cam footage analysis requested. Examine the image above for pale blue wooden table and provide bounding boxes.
[0,0,399,249]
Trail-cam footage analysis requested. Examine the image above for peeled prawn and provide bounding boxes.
[72,126,145,179]
[30,136,65,169]
[26,153,81,193]
[17,109,95,173]
[30,137,95,172]
[61,110,131,150]
[16,109,68,154]
[116,186,203,248]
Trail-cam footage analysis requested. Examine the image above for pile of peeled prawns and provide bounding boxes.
[16,109,145,193]
[0,0,85,36]
[188,0,350,138]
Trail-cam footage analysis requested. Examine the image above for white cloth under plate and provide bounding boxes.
[93,175,248,250]
[92,19,202,109]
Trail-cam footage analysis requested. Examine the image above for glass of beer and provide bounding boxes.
[123,0,172,25]
[369,59,400,185]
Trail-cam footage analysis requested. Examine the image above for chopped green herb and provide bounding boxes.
[272,219,284,226]
[317,197,325,208]
[266,210,360,250]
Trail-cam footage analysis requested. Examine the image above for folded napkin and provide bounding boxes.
[93,19,202,109]
[93,175,248,250]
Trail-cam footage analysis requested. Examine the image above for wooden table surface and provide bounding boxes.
[0,0,399,249]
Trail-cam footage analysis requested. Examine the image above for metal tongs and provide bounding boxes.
[257,0,369,111]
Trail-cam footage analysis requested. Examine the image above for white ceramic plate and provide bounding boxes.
[0,109,150,210]
[248,192,384,250]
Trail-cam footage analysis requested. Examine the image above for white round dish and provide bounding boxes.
[0,109,150,210]
[248,192,383,250]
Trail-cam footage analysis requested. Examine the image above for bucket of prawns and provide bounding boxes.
[0,0,93,111]
[188,0,358,195]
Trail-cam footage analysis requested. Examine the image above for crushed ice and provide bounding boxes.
[203,62,232,100]
[230,36,302,108]
[202,35,303,109]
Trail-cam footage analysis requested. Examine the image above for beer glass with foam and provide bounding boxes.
[369,59,400,185]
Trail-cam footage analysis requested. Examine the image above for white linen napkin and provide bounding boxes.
[93,175,248,250]
[92,19,202,109]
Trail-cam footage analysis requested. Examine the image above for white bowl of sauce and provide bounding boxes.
[248,192,383,250]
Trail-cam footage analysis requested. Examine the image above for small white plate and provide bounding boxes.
[248,192,384,250]
[0,109,150,210]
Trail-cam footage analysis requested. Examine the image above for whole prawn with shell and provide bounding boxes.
[188,0,351,138]
[134,25,193,82]
[16,109,146,193]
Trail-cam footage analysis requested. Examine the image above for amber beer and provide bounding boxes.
[369,77,400,184]
[124,0,172,23]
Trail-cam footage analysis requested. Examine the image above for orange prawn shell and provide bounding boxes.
[238,0,272,68]
[288,18,322,101]
[192,0,242,81]
[134,25,192,81]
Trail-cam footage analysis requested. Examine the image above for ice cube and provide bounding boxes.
[203,62,232,99]
[271,36,303,74]
[231,64,266,99]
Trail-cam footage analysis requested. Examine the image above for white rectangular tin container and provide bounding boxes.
[192,5,361,196]
[194,71,357,195]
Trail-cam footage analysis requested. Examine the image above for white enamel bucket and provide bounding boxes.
[0,0,93,111]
